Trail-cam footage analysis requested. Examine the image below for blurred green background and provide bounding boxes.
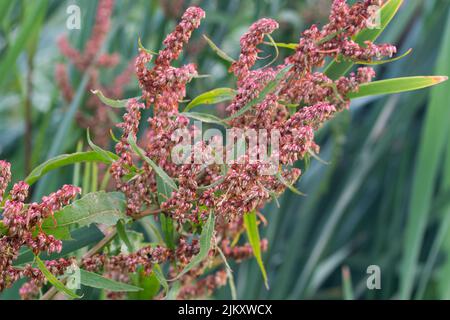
[1,0,450,300]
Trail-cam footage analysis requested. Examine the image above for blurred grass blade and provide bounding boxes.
[325,0,404,79]
[0,0,48,88]
[341,266,355,300]
[399,12,450,299]
[183,88,236,112]
[244,210,269,289]
[347,76,448,99]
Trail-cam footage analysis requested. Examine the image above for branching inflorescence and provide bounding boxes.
[0,0,403,299]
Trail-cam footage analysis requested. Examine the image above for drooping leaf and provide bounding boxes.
[128,136,178,190]
[180,112,228,127]
[80,269,143,292]
[25,151,115,186]
[347,76,448,99]
[353,48,412,65]
[203,35,235,63]
[172,212,215,280]
[41,192,129,239]
[91,89,139,108]
[276,172,306,196]
[244,210,269,289]
[264,41,297,50]
[87,129,118,162]
[184,88,236,112]
[35,255,82,299]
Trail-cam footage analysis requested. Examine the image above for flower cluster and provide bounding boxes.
[56,0,134,147]
[0,160,80,296]
[107,0,394,298]
[1,0,398,300]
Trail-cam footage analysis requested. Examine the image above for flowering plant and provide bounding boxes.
[0,0,447,300]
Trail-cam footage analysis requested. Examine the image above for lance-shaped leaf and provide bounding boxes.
[153,264,169,296]
[347,76,448,99]
[203,35,235,63]
[263,41,297,50]
[87,129,118,163]
[80,269,143,292]
[25,151,115,186]
[35,255,82,299]
[128,136,178,190]
[41,192,129,239]
[244,210,269,289]
[353,48,412,65]
[180,111,229,127]
[91,89,139,108]
[184,88,236,112]
[325,0,404,79]
[171,212,215,280]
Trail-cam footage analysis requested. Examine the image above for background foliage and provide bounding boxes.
[1,0,450,299]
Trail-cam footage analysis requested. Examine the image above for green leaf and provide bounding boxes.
[0,221,7,236]
[184,88,236,112]
[203,35,235,63]
[87,129,118,162]
[180,111,228,127]
[116,220,134,253]
[80,269,143,292]
[35,255,82,299]
[341,266,354,300]
[324,0,404,79]
[153,264,169,296]
[25,151,115,186]
[128,136,178,190]
[347,76,448,99]
[0,0,48,88]
[41,192,129,240]
[353,48,412,65]
[400,13,450,299]
[244,210,269,289]
[138,37,157,55]
[91,89,139,108]
[276,172,306,196]
[224,64,292,121]
[172,212,215,280]
[264,41,297,50]
[129,270,160,299]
